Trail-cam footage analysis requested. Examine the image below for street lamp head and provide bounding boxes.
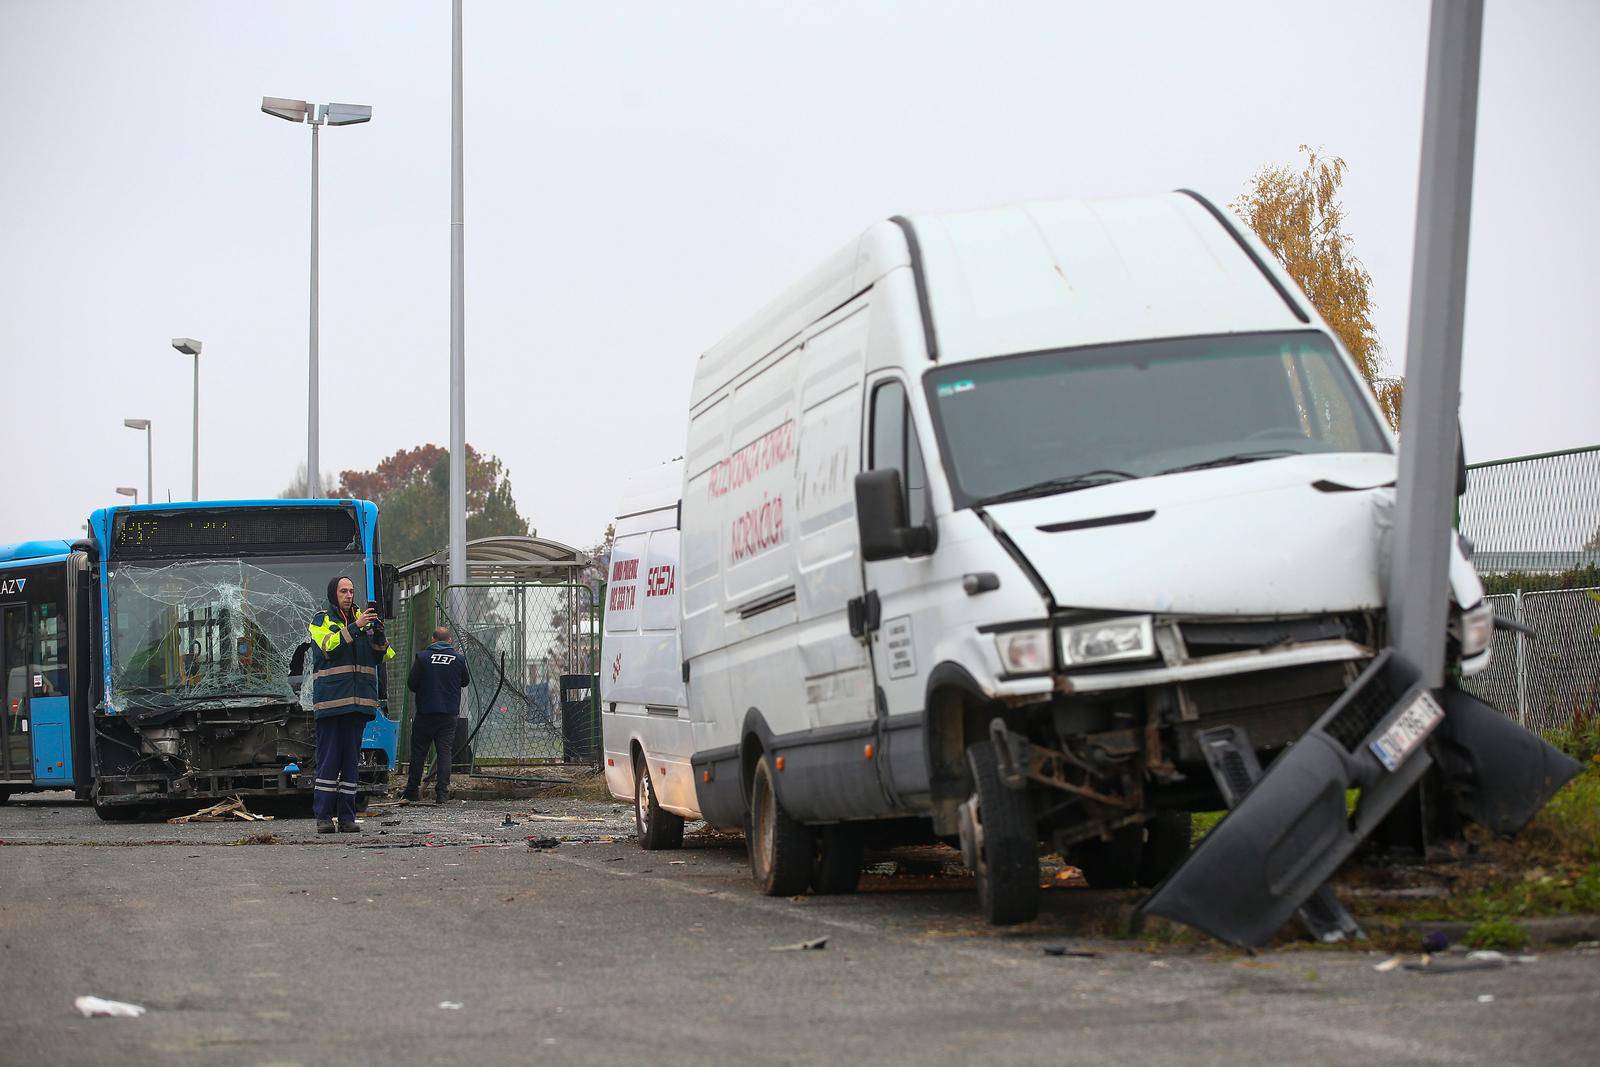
[321,102,373,126]
[124,418,150,430]
[116,487,137,498]
[171,337,202,356]
[262,96,311,123]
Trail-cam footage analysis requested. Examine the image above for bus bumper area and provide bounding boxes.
[92,759,391,807]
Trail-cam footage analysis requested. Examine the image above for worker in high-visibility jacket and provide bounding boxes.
[307,575,396,833]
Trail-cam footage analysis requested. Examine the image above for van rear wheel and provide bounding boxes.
[747,753,813,896]
[964,740,1040,926]
[635,759,684,850]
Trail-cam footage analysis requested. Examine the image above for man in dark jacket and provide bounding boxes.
[403,627,470,804]
[307,576,395,833]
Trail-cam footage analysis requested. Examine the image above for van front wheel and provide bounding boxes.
[964,740,1040,926]
[747,754,813,896]
[635,759,684,850]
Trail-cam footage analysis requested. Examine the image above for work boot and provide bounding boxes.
[338,821,362,833]
[401,790,420,802]
[316,820,336,834]
[435,792,449,806]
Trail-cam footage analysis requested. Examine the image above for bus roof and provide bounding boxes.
[0,539,74,565]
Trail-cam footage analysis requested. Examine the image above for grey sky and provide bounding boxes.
[1,0,1595,551]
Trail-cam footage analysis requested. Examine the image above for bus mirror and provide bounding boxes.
[856,469,929,561]
[379,563,399,619]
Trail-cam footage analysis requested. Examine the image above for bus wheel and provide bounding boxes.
[634,760,684,850]
[963,740,1039,926]
[746,753,813,896]
[93,801,143,823]
[812,825,865,895]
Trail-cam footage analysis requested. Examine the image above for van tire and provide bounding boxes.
[93,801,143,822]
[747,754,813,896]
[966,740,1039,926]
[812,825,865,894]
[635,759,684,850]
[1071,825,1144,889]
[1137,811,1192,887]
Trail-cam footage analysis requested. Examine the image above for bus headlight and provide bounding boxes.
[994,628,1052,674]
[1059,615,1156,667]
[1456,601,1494,659]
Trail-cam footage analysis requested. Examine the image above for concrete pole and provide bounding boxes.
[145,425,152,504]
[1388,0,1483,687]
[448,0,467,611]
[308,120,322,499]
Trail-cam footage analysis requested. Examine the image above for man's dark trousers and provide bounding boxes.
[314,715,365,824]
[404,715,457,801]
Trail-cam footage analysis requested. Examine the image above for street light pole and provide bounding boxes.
[261,96,372,500]
[116,487,139,505]
[309,119,320,497]
[171,338,202,500]
[448,0,467,611]
[123,419,152,503]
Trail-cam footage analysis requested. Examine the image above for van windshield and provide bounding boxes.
[923,331,1391,508]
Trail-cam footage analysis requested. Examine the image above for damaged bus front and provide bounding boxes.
[85,501,398,818]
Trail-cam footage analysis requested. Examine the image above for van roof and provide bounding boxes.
[691,191,1316,408]
[614,460,684,522]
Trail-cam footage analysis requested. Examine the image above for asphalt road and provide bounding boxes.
[2,791,1596,1066]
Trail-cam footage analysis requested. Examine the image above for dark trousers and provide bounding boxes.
[313,714,366,824]
[404,715,457,800]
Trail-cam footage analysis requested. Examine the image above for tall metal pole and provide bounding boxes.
[309,119,322,499]
[192,352,200,500]
[448,0,467,609]
[145,426,152,504]
[1387,0,1483,687]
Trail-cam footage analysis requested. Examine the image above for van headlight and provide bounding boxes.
[994,628,1053,674]
[1059,615,1156,667]
[1455,601,1494,659]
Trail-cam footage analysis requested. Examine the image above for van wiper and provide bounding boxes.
[1159,450,1299,475]
[978,470,1138,505]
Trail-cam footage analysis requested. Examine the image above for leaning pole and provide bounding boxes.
[448,0,467,616]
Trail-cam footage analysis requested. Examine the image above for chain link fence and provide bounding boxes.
[1457,445,1600,734]
[386,579,599,772]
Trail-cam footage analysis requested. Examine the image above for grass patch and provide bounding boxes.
[1465,916,1530,951]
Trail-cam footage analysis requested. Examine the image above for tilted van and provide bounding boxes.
[599,461,699,848]
[677,192,1493,922]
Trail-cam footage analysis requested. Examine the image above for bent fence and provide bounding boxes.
[1457,445,1600,733]
[385,581,600,773]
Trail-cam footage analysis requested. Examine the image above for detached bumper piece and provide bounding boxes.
[1196,725,1363,944]
[1139,650,1579,947]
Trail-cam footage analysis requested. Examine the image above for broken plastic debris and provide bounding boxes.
[770,937,828,952]
[75,996,146,1019]
[1404,956,1507,975]
[1042,946,1100,958]
[1477,994,1495,1004]
[1373,956,1403,973]
[1421,931,1450,953]
[438,1001,463,1010]
[527,837,560,850]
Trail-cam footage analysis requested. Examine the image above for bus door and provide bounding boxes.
[2,604,31,781]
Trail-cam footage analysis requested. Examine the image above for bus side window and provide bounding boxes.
[869,380,929,528]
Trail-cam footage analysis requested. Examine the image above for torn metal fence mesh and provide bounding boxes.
[389,583,599,769]
[1457,445,1600,734]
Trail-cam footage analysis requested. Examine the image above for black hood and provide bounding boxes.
[326,576,350,617]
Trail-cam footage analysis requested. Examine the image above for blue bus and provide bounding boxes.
[0,500,399,819]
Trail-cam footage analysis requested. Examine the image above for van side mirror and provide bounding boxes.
[378,563,400,619]
[855,469,933,561]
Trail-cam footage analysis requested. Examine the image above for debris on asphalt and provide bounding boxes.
[1421,931,1451,953]
[1042,946,1101,958]
[438,1001,463,1010]
[771,937,829,952]
[500,815,517,828]
[527,836,560,850]
[1404,955,1508,975]
[232,832,282,846]
[1373,956,1403,973]
[74,996,146,1019]
[381,819,402,826]
[167,796,272,824]
[1478,994,1496,1004]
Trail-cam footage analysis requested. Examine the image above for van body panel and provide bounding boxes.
[599,462,699,819]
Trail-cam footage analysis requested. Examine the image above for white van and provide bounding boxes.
[599,461,700,849]
[677,192,1493,922]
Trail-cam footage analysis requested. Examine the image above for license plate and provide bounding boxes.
[1369,690,1445,772]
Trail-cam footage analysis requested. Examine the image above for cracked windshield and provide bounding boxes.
[926,330,1392,506]
[108,556,366,708]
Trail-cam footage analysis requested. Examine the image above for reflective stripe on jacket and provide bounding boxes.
[308,609,396,721]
